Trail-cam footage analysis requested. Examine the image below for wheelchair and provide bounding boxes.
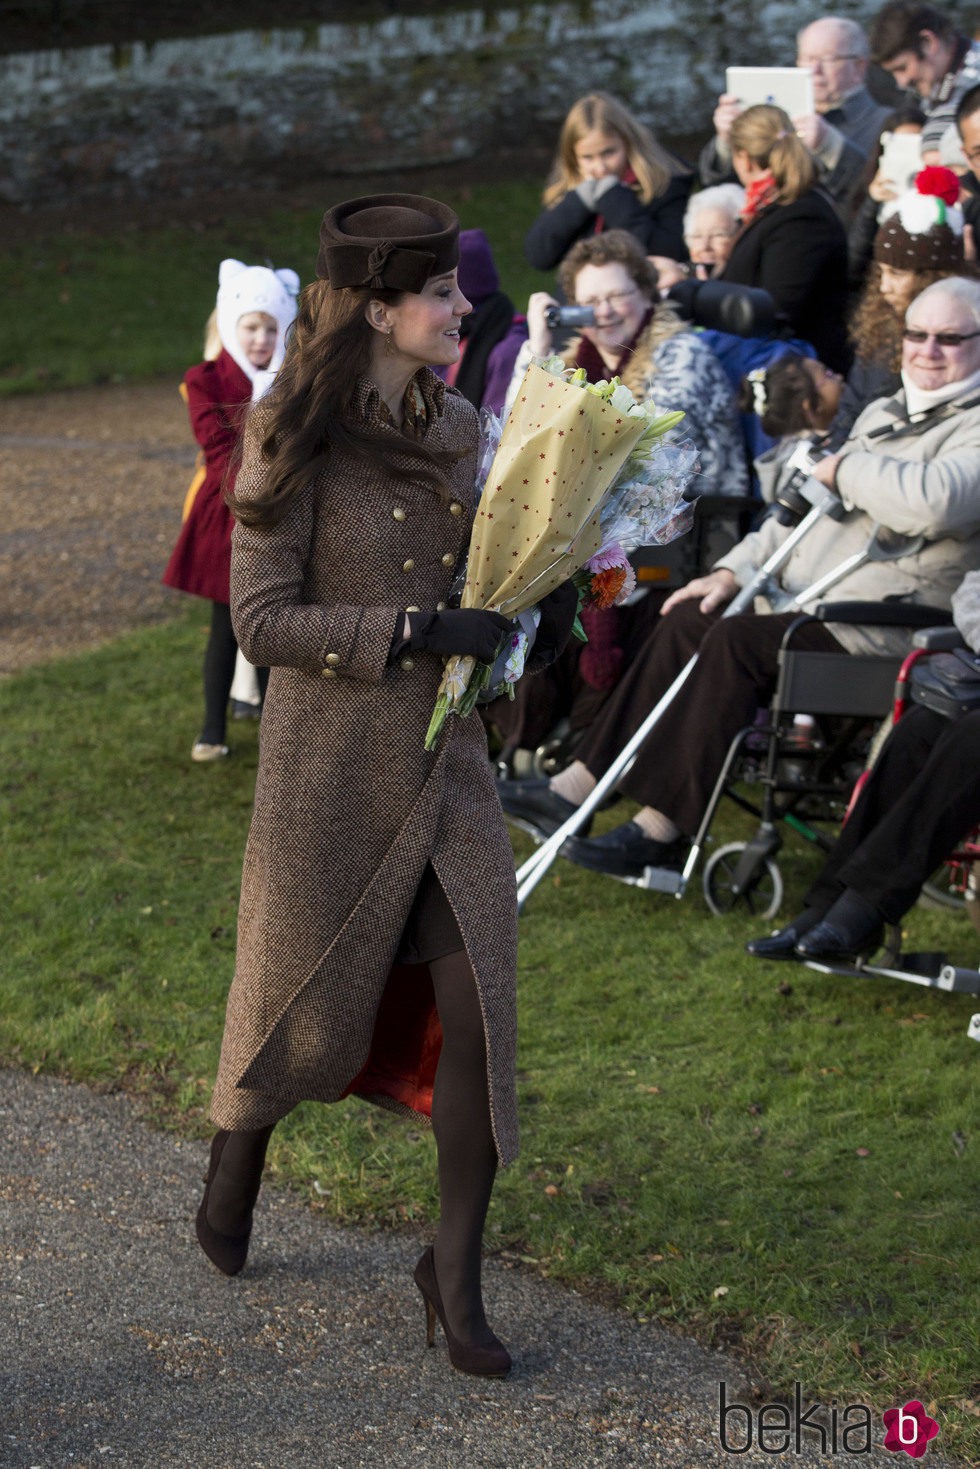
[694,601,954,920]
[697,611,980,1034]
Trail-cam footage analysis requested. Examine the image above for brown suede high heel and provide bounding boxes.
[413,1245,511,1378]
[195,1129,261,1277]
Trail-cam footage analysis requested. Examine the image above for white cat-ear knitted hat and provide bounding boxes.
[215,259,300,385]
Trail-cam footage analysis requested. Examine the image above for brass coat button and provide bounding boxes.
[436,601,447,611]
[400,656,415,672]
[393,506,407,521]
[402,559,415,572]
[324,652,341,666]
[406,605,421,613]
[321,667,337,679]
[441,553,454,567]
[449,501,463,515]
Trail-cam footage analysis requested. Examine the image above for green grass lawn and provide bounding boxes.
[2,608,978,1460]
[2,173,978,1461]
[0,179,544,395]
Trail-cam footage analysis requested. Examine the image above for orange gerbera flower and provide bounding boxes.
[590,565,629,609]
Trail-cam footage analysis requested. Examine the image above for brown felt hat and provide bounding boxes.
[316,193,460,292]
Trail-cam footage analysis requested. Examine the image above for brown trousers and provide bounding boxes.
[575,600,842,834]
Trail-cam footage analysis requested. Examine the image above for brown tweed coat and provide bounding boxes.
[209,371,519,1165]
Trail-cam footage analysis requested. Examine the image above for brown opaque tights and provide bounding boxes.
[205,946,498,1347]
[428,946,499,1348]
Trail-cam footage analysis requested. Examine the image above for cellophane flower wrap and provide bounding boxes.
[423,359,698,750]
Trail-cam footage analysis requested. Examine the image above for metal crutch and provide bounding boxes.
[514,474,845,911]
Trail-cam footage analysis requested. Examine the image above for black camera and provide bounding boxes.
[773,439,841,526]
[666,278,776,338]
[544,304,597,329]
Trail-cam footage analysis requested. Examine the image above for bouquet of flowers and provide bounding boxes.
[423,359,699,750]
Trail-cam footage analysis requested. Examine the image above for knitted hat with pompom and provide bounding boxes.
[873,167,965,271]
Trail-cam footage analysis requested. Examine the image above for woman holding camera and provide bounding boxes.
[718,104,851,373]
[506,230,746,498]
[488,230,746,765]
[525,92,693,272]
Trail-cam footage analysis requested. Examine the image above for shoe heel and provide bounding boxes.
[423,1294,437,1348]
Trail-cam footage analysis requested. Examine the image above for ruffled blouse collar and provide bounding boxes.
[357,368,447,441]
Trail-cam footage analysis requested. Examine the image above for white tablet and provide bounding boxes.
[725,67,815,118]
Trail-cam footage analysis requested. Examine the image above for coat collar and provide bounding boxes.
[355,368,447,441]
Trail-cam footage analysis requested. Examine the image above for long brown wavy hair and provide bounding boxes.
[850,262,953,369]
[227,278,464,528]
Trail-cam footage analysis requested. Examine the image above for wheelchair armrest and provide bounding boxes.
[912,625,966,651]
[813,601,954,629]
[693,494,759,517]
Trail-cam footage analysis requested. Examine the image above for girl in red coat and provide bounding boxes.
[163,259,299,760]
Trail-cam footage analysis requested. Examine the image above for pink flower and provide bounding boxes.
[587,540,628,574]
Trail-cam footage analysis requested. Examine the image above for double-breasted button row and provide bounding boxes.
[322,651,341,678]
[395,502,461,518]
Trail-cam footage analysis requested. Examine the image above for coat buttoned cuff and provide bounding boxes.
[318,605,404,683]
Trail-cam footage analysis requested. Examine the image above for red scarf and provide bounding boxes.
[573,305,655,382]
[741,171,779,221]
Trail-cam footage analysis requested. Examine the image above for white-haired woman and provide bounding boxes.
[649,183,745,289]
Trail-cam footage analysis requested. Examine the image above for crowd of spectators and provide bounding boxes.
[480,0,980,950]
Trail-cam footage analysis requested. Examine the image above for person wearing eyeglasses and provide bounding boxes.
[506,229,747,501]
[835,166,968,445]
[869,0,980,164]
[648,183,746,290]
[498,276,980,882]
[700,17,892,213]
[489,230,747,775]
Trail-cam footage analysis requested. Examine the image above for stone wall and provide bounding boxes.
[0,0,917,205]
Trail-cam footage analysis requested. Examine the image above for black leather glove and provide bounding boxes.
[407,608,514,662]
[533,579,580,666]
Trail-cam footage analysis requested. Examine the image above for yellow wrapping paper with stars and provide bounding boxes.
[423,361,663,751]
[461,362,649,615]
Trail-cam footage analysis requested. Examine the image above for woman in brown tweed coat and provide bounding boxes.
[193,196,576,1378]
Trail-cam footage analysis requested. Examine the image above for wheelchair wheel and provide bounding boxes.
[919,872,967,911]
[703,842,784,919]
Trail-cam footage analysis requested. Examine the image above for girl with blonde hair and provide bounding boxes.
[525,91,692,272]
[718,103,851,371]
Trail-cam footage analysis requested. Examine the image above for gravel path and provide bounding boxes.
[0,381,191,675]
[4,1067,959,1469]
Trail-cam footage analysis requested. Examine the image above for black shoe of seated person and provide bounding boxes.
[496,778,592,839]
[745,908,827,962]
[794,890,885,964]
[562,821,686,879]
